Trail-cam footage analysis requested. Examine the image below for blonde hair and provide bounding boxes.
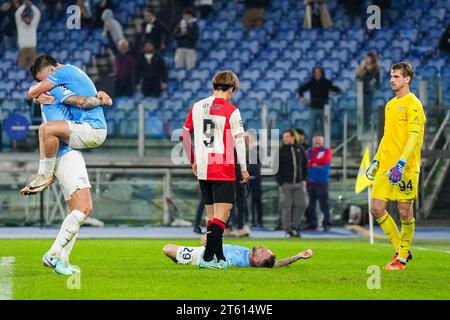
[212,70,240,92]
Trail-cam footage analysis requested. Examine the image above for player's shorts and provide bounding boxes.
[199,180,236,205]
[54,150,91,201]
[372,170,420,202]
[68,121,107,149]
[176,246,205,265]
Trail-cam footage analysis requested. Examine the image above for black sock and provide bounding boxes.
[210,222,226,261]
[203,224,215,262]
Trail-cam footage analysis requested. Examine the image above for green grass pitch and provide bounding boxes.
[1,238,450,300]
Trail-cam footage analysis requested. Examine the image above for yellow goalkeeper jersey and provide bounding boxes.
[374,92,426,173]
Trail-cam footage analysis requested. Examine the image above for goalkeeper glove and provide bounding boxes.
[366,160,379,180]
[387,158,406,185]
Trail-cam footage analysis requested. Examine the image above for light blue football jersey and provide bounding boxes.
[223,244,251,267]
[41,85,76,158]
[46,64,107,129]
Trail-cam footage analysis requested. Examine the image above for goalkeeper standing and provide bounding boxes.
[366,62,426,270]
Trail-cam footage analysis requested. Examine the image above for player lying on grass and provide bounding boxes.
[163,235,313,268]
[20,54,112,195]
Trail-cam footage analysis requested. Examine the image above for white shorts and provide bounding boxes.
[68,121,107,149]
[176,246,205,266]
[54,150,91,201]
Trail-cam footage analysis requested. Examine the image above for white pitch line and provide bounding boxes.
[377,243,450,254]
[0,257,15,300]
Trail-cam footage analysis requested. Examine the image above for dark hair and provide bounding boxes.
[391,62,414,84]
[262,254,276,268]
[183,8,195,17]
[30,54,58,82]
[312,131,323,138]
[296,128,306,136]
[283,128,296,137]
[145,8,156,15]
[312,66,324,78]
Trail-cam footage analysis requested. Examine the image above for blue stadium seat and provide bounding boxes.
[323,29,341,42]
[259,48,280,62]
[276,29,296,42]
[209,48,227,61]
[274,59,294,72]
[239,98,259,110]
[330,48,351,62]
[267,40,288,51]
[281,48,303,61]
[339,39,358,52]
[280,78,300,92]
[241,68,263,82]
[272,90,293,101]
[254,78,277,92]
[292,39,312,51]
[269,68,286,82]
[198,59,219,71]
[190,68,211,81]
[322,59,341,74]
[203,28,221,41]
[248,58,270,70]
[240,79,253,92]
[288,69,309,82]
[315,40,334,53]
[248,29,269,42]
[226,28,244,41]
[306,48,326,60]
[241,40,260,54]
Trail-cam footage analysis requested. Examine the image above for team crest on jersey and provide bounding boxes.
[211,103,223,110]
[398,106,404,112]
[61,85,71,95]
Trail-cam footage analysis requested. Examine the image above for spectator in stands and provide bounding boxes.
[198,0,213,19]
[101,8,125,53]
[338,0,362,26]
[135,41,168,97]
[41,0,62,21]
[238,0,268,30]
[276,129,309,238]
[298,67,341,136]
[305,132,332,231]
[15,0,40,69]
[439,23,450,54]
[174,8,199,70]
[93,0,115,28]
[77,0,94,28]
[114,39,134,96]
[247,131,264,228]
[139,8,167,51]
[0,0,20,52]
[295,128,310,150]
[356,52,380,129]
[303,0,333,29]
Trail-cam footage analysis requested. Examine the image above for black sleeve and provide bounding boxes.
[301,148,308,181]
[328,79,342,94]
[187,22,199,41]
[298,80,311,98]
[159,55,168,82]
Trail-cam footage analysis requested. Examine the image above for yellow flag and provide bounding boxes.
[355,147,374,193]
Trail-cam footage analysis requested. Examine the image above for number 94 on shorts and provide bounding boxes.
[372,171,420,202]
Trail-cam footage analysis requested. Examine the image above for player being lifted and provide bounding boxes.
[366,62,426,270]
[20,54,111,195]
[181,70,249,269]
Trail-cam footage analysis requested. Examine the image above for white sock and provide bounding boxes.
[37,158,56,176]
[49,210,87,258]
[61,233,78,265]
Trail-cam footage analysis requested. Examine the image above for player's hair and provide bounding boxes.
[391,62,414,84]
[296,128,306,136]
[212,70,240,92]
[262,254,276,268]
[30,54,58,82]
[145,8,156,16]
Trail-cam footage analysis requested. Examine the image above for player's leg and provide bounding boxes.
[371,173,401,251]
[67,122,107,150]
[43,151,91,275]
[162,244,180,263]
[281,183,294,235]
[198,181,219,268]
[397,201,415,264]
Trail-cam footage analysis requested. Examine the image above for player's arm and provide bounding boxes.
[387,103,425,184]
[274,249,313,268]
[28,80,56,99]
[63,91,113,109]
[230,109,249,183]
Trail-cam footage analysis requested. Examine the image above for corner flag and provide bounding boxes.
[355,147,374,194]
